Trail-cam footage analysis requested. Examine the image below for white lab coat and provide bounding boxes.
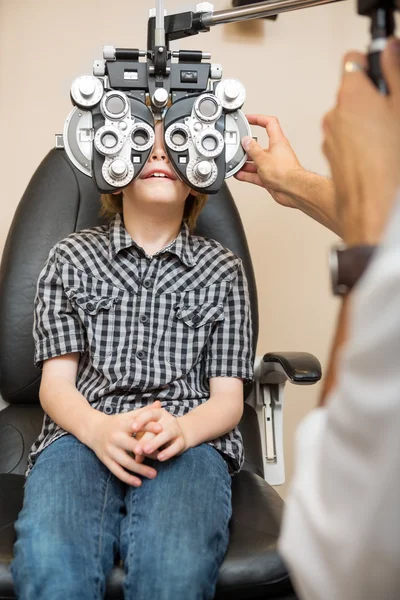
[279,199,400,600]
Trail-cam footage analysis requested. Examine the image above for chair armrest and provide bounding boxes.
[261,352,322,385]
[247,353,322,486]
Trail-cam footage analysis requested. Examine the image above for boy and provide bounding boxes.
[11,122,253,600]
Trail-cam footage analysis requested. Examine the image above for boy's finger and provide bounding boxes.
[158,438,184,462]
[105,458,142,487]
[123,401,162,430]
[131,408,163,431]
[143,430,174,455]
[112,448,158,479]
[134,400,161,414]
[134,422,162,435]
[146,422,163,433]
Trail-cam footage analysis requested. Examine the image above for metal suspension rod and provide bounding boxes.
[155,0,166,46]
[201,0,345,27]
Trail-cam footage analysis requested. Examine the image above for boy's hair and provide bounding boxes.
[100,190,208,232]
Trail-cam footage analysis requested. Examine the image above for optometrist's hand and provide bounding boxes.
[131,406,189,462]
[235,115,339,234]
[235,114,304,207]
[86,400,162,486]
[323,41,400,245]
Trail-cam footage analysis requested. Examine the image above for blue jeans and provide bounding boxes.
[11,435,232,600]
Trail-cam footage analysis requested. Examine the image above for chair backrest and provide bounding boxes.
[0,149,259,404]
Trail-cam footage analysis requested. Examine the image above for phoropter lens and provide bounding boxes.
[94,125,124,156]
[132,129,149,146]
[202,135,218,152]
[199,99,218,118]
[129,122,155,152]
[171,130,188,147]
[195,128,224,159]
[194,94,222,124]
[101,133,118,148]
[106,96,126,115]
[165,123,190,152]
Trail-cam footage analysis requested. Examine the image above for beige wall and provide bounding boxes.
[0,0,369,495]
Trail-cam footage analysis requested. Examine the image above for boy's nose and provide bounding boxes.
[149,122,169,162]
[149,145,168,162]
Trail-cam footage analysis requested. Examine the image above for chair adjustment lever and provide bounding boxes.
[262,384,279,463]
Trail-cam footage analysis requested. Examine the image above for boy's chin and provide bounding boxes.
[123,181,189,208]
[129,193,186,209]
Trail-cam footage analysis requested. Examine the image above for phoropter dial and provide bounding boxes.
[187,158,218,187]
[71,75,104,108]
[102,156,134,188]
[215,79,246,112]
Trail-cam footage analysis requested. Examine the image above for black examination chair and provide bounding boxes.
[0,148,321,599]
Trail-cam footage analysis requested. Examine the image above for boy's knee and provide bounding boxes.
[12,536,101,600]
[168,553,219,588]
[124,543,223,599]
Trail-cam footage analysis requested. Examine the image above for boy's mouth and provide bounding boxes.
[141,168,176,181]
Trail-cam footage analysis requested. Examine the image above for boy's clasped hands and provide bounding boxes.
[88,400,189,487]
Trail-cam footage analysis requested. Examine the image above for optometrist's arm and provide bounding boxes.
[235,115,340,236]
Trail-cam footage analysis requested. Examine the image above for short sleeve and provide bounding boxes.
[205,259,254,382]
[33,247,86,369]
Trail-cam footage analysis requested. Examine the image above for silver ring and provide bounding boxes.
[344,60,365,74]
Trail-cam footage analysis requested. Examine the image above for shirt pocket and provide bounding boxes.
[69,291,123,359]
[167,301,225,373]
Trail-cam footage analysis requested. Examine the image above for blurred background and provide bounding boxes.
[0,0,371,496]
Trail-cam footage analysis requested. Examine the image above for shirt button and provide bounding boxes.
[136,350,145,360]
[104,405,113,414]
[192,313,201,324]
[139,314,148,324]
[87,302,95,311]
[143,279,152,289]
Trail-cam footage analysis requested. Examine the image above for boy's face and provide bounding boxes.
[122,121,194,210]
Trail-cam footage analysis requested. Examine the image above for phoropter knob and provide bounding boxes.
[195,161,212,180]
[109,159,128,179]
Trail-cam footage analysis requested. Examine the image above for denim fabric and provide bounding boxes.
[11,435,232,600]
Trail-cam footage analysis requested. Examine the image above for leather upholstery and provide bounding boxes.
[262,352,322,385]
[0,405,44,475]
[0,148,295,599]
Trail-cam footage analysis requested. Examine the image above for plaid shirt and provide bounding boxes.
[29,214,253,475]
